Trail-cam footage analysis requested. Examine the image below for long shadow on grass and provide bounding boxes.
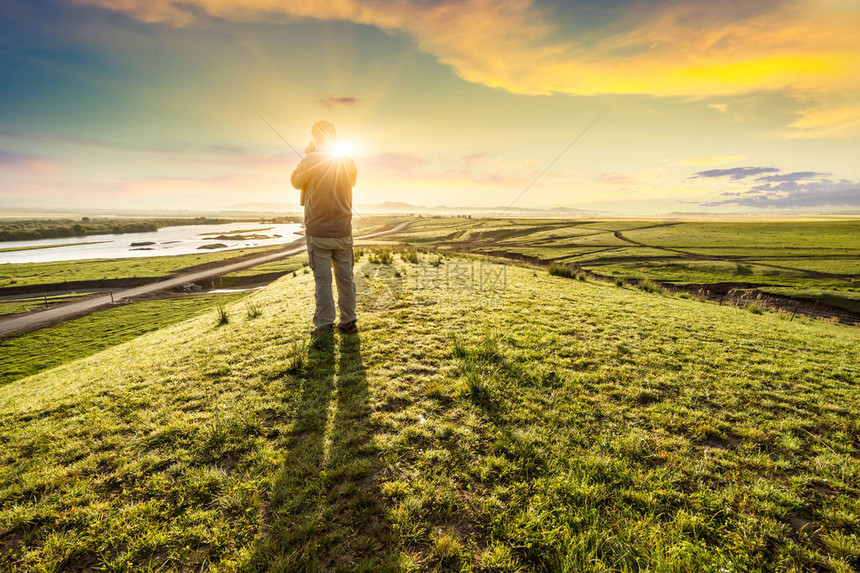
[246,334,396,571]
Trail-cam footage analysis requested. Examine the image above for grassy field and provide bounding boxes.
[0,292,248,386]
[0,245,285,289]
[1,250,857,571]
[380,218,860,313]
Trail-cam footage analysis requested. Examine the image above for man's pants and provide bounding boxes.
[306,235,356,328]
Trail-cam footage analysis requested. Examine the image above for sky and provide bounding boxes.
[1,0,859,215]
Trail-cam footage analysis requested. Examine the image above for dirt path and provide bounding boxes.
[0,221,413,338]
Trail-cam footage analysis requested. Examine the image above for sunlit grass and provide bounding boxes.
[0,293,247,385]
[0,245,282,288]
[378,218,860,316]
[0,254,857,570]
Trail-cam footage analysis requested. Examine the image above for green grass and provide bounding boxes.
[746,259,860,276]
[593,260,814,286]
[1,254,858,571]
[559,247,680,264]
[0,293,247,385]
[621,221,860,250]
[0,245,282,289]
[379,218,860,313]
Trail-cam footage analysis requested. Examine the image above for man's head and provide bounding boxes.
[311,121,337,146]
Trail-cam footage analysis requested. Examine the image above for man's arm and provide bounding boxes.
[291,160,313,190]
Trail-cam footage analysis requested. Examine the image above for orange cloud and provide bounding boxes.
[787,101,860,139]
[74,0,860,134]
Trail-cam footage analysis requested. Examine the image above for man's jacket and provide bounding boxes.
[291,150,357,238]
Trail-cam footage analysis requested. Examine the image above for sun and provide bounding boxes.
[331,140,356,158]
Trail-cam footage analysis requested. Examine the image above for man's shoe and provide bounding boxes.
[310,324,334,336]
[336,320,358,334]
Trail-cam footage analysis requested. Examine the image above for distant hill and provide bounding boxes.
[230,200,602,215]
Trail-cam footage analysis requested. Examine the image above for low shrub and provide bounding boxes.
[285,341,306,374]
[449,332,467,359]
[548,262,577,278]
[548,262,586,281]
[245,304,262,319]
[463,362,487,400]
[368,250,394,264]
[401,249,420,264]
[637,279,664,294]
[746,302,766,314]
[432,529,462,563]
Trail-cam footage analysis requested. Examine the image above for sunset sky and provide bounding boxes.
[1,0,859,214]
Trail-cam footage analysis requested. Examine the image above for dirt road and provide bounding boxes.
[0,221,412,338]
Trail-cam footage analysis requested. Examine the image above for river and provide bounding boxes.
[0,222,304,264]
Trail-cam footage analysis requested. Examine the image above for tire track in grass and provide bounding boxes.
[612,231,855,281]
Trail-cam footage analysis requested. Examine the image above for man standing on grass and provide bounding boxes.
[291,120,359,335]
